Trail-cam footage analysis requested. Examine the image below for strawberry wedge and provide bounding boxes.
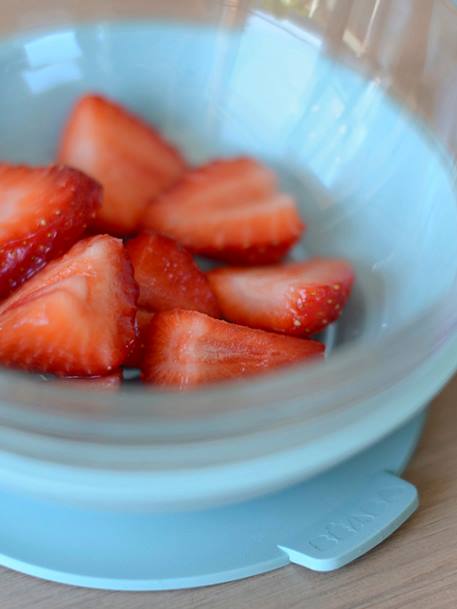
[208,258,355,336]
[0,164,101,299]
[141,309,324,389]
[142,158,304,264]
[58,94,186,235]
[126,232,220,316]
[0,235,137,376]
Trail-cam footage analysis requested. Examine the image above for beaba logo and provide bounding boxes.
[308,486,405,553]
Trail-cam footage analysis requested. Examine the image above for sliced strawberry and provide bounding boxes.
[58,94,186,235]
[142,158,304,264]
[124,309,155,368]
[208,258,354,336]
[60,371,122,390]
[141,309,324,389]
[0,164,101,299]
[0,235,137,376]
[126,232,220,316]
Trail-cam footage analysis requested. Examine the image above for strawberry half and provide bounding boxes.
[208,258,355,336]
[142,158,304,264]
[124,309,155,368]
[0,164,101,299]
[0,235,137,376]
[141,309,324,389]
[58,94,186,235]
[126,232,220,316]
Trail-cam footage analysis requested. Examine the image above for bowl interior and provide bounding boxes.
[0,17,457,373]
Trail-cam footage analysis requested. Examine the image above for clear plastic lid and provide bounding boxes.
[0,0,456,479]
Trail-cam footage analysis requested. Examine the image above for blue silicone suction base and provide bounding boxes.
[0,412,425,591]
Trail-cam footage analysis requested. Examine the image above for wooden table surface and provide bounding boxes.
[0,376,456,609]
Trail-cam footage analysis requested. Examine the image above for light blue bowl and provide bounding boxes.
[0,19,456,512]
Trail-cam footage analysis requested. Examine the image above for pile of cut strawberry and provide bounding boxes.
[0,94,354,390]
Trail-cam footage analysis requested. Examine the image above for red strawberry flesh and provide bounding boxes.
[126,232,220,316]
[141,309,324,389]
[142,158,304,264]
[208,258,355,336]
[124,309,155,369]
[0,164,101,298]
[0,235,137,376]
[58,94,186,235]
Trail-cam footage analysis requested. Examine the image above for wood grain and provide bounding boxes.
[0,376,456,609]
